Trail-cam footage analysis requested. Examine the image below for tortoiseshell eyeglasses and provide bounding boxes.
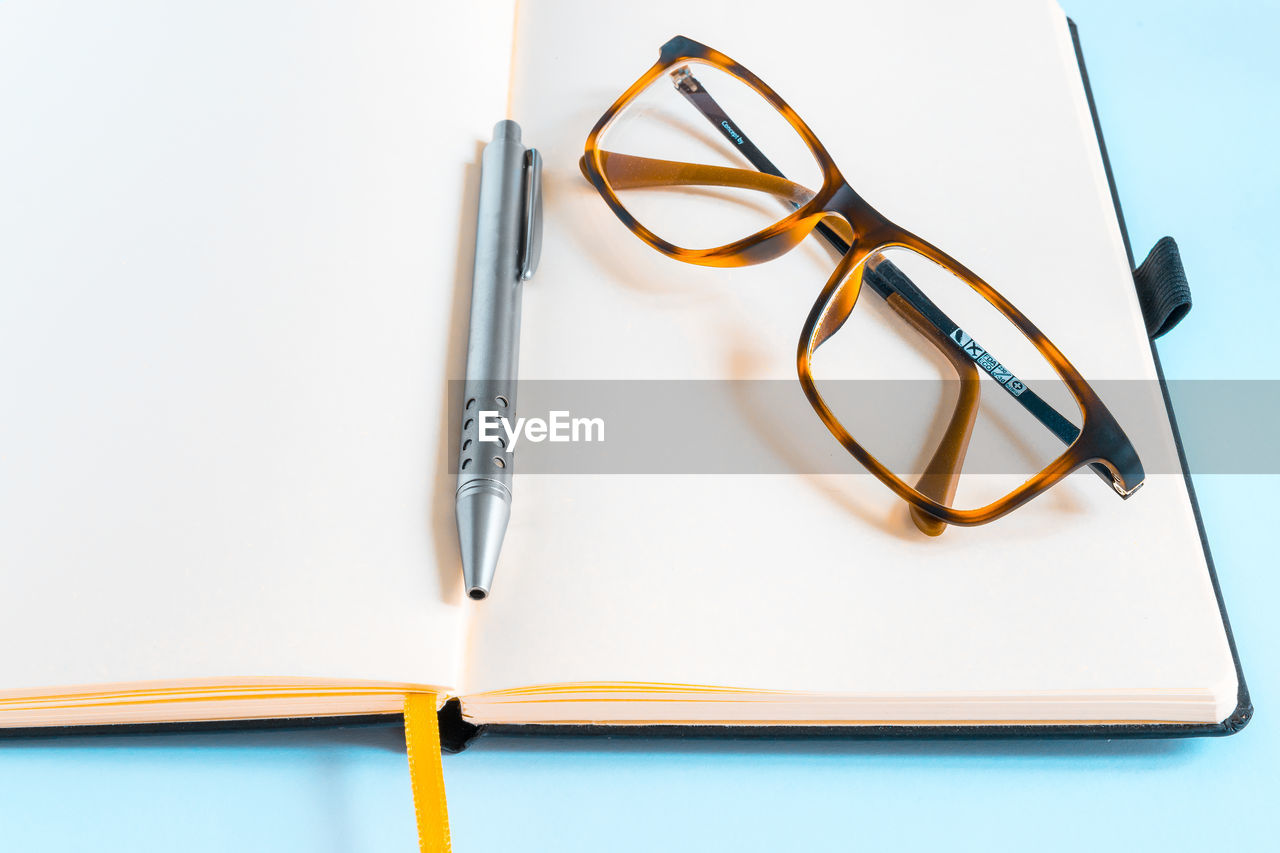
[580,35,1144,535]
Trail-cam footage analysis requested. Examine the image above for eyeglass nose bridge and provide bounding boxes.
[817,182,898,248]
[725,176,862,266]
[793,184,899,351]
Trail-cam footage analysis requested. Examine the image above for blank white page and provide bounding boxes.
[461,0,1237,720]
[0,0,514,692]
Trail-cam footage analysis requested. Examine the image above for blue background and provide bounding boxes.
[2,2,1276,849]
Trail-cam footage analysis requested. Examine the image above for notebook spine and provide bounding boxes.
[437,698,483,753]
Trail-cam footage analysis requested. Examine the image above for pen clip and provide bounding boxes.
[519,148,543,281]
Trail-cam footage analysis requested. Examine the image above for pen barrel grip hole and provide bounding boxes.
[457,382,516,478]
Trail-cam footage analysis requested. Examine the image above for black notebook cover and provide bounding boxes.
[0,18,1251,749]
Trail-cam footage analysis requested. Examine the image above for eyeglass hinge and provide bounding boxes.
[670,65,700,94]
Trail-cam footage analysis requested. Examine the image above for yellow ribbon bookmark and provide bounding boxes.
[404,693,451,852]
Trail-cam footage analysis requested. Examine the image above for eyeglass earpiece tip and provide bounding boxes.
[909,505,948,537]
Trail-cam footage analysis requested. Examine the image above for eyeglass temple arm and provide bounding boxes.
[883,290,982,535]
[590,152,815,206]
[670,69,1134,497]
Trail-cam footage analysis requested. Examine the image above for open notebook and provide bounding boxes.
[0,0,1248,740]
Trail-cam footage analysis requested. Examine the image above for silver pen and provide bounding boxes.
[455,120,542,600]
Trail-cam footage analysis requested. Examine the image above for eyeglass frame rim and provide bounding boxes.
[580,34,1145,526]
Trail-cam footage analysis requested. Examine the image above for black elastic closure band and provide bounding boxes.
[1133,236,1192,339]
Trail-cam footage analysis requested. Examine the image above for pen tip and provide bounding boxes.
[456,483,510,602]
